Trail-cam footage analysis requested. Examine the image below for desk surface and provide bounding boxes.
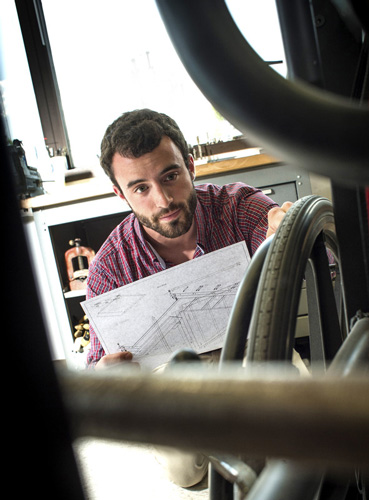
[21,153,279,210]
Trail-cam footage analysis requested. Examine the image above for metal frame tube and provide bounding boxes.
[59,367,369,472]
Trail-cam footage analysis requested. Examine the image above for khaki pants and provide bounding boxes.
[154,447,209,488]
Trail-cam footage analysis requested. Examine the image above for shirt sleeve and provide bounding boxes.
[85,263,118,368]
[235,187,279,255]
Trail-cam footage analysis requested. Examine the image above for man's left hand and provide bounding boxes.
[266,201,293,238]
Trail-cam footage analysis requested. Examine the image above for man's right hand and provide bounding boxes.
[95,351,138,370]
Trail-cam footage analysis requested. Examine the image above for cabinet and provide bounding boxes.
[24,192,132,366]
[23,159,312,366]
[49,210,131,326]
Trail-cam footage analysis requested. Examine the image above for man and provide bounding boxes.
[87,108,290,369]
[86,108,291,487]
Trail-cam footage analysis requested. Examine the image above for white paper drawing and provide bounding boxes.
[81,241,250,369]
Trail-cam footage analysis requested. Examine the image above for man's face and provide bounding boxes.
[111,136,197,240]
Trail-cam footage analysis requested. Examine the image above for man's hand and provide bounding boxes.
[266,201,293,238]
[95,351,139,370]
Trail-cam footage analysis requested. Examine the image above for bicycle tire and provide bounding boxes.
[246,195,339,363]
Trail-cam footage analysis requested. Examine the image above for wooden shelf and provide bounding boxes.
[196,153,279,178]
[20,153,279,210]
[64,289,86,299]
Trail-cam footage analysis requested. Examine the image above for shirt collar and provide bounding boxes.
[194,198,207,251]
[133,217,159,261]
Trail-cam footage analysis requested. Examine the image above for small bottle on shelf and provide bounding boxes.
[64,238,95,291]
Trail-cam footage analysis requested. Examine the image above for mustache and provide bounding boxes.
[154,202,185,220]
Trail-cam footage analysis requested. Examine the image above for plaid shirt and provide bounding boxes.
[86,182,278,366]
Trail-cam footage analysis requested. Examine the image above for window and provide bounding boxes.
[1,0,286,178]
[0,0,51,178]
[41,0,286,171]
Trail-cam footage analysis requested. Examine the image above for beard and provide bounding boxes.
[133,188,197,239]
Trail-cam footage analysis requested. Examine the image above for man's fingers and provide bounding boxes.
[280,201,293,213]
[266,201,293,237]
[120,351,133,361]
[95,351,134,370]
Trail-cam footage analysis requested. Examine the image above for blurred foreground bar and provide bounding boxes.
[59,365,369,472]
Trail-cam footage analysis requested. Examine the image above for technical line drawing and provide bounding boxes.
[82,241,250,369]
[122,281,241,357]
[88,293,146,317]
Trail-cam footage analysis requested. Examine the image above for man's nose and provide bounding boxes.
[154,185,173,208]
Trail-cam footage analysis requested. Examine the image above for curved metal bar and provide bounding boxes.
[327,316,369,376]
[220,237,272,364]
[215,238,271,498]
[155,0,369,184]
[305,235,345,372]
[246,460,323,500]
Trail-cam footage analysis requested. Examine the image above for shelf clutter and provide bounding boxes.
[73,314,91,354]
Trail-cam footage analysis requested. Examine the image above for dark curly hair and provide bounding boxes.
[100,109,189,191]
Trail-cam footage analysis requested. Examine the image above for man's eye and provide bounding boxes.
[135,185,148,194]
[165,172,178,181]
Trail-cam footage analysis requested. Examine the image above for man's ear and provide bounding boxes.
[112,184,125,201]
[188,154,196,181]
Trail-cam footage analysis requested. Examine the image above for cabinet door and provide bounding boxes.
[195,162,312,204]
[258,182,298,206]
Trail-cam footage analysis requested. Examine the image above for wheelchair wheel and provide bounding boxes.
[246,195,345,366]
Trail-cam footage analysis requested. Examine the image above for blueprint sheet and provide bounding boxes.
[81,241,251,370]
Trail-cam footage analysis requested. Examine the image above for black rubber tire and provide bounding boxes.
[246,195,340,363]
